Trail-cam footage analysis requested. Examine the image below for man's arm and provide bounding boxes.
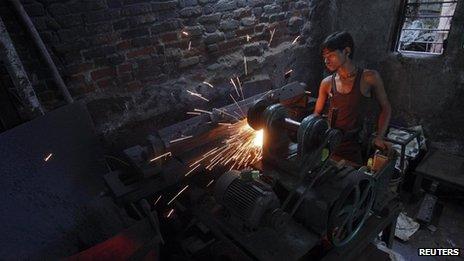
[365,70,392,148]
[313,78,331,116]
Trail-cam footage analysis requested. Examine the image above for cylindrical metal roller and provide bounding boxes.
[248,100,302,133]
[263,104,288,132]
[247,99,274,130]
[297,115,329,155]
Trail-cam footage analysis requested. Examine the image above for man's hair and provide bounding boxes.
[321,31,355,59]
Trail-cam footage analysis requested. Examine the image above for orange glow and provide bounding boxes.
[189,119,263,171]
[253,129,264,147]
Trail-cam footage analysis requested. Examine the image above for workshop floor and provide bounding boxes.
[391,187,464,261]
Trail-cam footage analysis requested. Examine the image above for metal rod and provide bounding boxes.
[401,28,450,31]
[9,0,74,104]
[404,15,454,18]
[399,40,445,44]
[406,1,457,5]
[283,118,301,132]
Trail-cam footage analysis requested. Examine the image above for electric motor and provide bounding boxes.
[214,170,280,229]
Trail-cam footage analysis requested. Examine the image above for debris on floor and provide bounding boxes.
[394,212,420,242]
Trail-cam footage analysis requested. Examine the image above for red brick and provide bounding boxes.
[91,67,115,80]
[72,84,96,96]
[251,33,265,42]
[67,62,94,74]
[118,72,133,83]
[69,74,86,85]
[236,27,254,37]
[218,37,247,50]
[126,81,142,91]
[118,63,132,73]
[254,24,266,33]
[126,46,155,59]
[160,32,178,43]
[164,39,189,49]
[96,79,114,89]
[270,34,292,48]
[94,33,118,45]
[117,40,132,51]
[237,9,252,19]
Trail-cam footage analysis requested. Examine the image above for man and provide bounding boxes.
[314,31,391,166]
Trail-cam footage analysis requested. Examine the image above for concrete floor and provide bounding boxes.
[391,188,464,261]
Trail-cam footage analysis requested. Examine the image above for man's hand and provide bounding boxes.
[373,136,391,151]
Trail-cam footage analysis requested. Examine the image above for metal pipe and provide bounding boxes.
[0,16,44,117]
[283,118,300,132]
[9,0,74,104]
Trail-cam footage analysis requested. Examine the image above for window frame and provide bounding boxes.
[392,0,458,56]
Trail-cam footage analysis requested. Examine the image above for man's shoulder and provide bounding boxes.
[319,75,333,92]
[362,69,379,77]
[361,69,381,84]
[321,75,333,85]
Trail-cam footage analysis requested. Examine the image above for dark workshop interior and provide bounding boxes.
[0,0,463,260]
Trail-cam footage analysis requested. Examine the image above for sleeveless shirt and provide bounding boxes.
[328,67,370,141]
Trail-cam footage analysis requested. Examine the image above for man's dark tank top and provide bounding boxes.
[328,67,370,138]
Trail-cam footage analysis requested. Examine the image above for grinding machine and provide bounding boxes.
[86,82,402,260]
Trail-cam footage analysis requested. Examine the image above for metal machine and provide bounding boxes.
[202,100,400,260]
[77,82,401,260]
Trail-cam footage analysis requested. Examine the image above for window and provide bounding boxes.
[396,0,458,55]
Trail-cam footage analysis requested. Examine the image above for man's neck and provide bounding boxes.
[337,61,356,79]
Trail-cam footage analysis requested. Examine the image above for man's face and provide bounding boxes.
[322,48,346,72]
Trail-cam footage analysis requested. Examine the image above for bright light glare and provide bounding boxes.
[253,129,263,147]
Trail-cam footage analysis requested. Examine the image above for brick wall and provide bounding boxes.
[0,0,313,147]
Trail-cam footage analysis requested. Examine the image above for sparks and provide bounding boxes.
[236,76,244,100]
[154,195,162,206]
[189,147,220,167]
[194,108,212,114]
[149,152,172,163]
[187,111,202,115]
[182,31,189,36]
[285,69,293,77]
[202,81,214,88]
[230,78,240,97]
[215,108,240,121]
[187,90,209,102]
[189,119,263,171]
[206,179,214,187]
[167,185,189,205]
[244,56,248,75]
[229,94,245,118]
[184,164,201,177]
[305,91,312,95]
[292,35,301,44]
[170,135,193,144]
[167,209,175,218]
[188,41,192,50]
[246,34,251,42]
[268,28,276,47]
[44,153,53,162]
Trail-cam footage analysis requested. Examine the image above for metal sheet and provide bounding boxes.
[0,102,125,259]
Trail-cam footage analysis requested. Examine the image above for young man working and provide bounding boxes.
[314,31,392,166]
